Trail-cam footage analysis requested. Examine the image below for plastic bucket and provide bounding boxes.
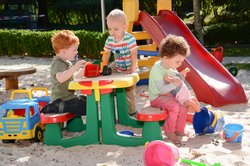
[193,107,217,134]
[223,123,244,143]
[143,140,179,166]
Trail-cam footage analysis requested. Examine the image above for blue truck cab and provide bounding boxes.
[0,99,44,143]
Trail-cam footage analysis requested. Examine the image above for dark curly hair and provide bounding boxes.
[159,34,190,58]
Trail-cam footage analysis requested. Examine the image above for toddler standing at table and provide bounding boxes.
[148,35,200,144]
[42,30,87,116]
[103,9,138,116]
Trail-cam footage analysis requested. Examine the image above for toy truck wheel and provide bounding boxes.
[2,140,15,143]
[33,126,43,142]
[228,66,238,77]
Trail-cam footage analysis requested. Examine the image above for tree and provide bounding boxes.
[37,0,49,29]
[193,0,204,44]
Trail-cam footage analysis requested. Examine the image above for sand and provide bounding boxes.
[0,56,250,166]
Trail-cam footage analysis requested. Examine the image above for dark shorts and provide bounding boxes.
[42,96,87,116]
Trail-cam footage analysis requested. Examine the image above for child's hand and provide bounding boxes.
[74,60,87,71]
[172,76,182,87]
[180,67,190,78]
[164,75,174,83]
[124,69,132,74]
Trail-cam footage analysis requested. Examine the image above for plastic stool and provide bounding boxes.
[137,106,168,141]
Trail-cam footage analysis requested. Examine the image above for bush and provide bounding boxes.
[0,30,108,59]
[204,22,250,45]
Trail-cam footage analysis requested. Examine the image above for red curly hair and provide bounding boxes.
[51,30,80,54]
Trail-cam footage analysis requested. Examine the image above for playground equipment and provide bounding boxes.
[122,0,247,107]
[136,46,228,86]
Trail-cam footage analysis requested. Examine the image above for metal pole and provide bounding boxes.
[101,0,106,33]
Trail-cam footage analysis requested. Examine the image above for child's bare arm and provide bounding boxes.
[130,49,138,73]
[56,60,86,83]
[124,49,137,74]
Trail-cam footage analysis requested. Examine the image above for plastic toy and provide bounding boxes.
[208,46,238,77]
[222,123,244,143]
[143,140,179,166]
[84,60,111,77]
[0,100,44,143]
[208,46,224,63]
[193,106,217,135]
[181,159,221,166]
[0,87,49,143]
[117,130,134,136]
[10,87,50,111]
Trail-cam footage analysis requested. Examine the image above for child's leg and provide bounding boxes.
[150,94,181,143]
[64,96,87,115]
[109,62,136,114]
[175,104,188,135]
[125,85,136,114]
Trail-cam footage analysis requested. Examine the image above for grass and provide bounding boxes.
[224,46,250,57]
[224,63,250,70]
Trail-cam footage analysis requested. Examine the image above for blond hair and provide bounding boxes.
[160,34,190,58]
[51,30,80,54]
[107,9,127,24]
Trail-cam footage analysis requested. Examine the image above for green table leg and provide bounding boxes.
[142,122,163,141]
[66,116,86,132]
[43,123,62,145]
[43,93,100,148]
[100,93,146,146]
[116,88,143,128]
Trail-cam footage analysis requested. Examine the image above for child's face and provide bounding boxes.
[61,43,79,61]
[107,18,126,40]
[162,54,185,69]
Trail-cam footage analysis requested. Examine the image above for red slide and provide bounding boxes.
[138,10,247,107]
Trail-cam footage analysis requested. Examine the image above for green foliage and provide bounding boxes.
[0,30,108,58]
[139,0,157,15]
[204,22,250,45]
[224,46,250,57]
[75,30,108,59]
[47,0,121,30]
[0,30,54,56]
[224,63,250,70]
